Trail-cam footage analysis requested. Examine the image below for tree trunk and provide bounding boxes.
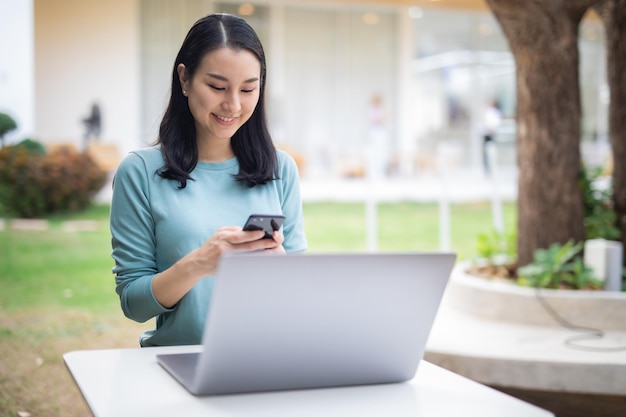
[594,0,626,262]
[485,0,603,266]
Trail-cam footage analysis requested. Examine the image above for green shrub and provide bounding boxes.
[466,229,518,280]
[0,142,107,218]
[517,240,602,290]
[579,166,621,240]
[16,138,47,156]
[474,229,517,264]
[0,112,17,147]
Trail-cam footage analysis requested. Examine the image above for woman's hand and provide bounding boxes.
[190,226,284,275]
[152,226,284,308]
[265,230,286,254]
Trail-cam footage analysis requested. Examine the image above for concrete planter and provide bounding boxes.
[448,264,626,330]
[425,264,626,400]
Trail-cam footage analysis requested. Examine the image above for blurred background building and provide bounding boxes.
[0,0,609,179]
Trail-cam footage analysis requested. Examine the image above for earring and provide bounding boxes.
[182,90,188,96]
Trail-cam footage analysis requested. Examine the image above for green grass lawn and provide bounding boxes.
[304,201,516,254]
[0,229,115,311]
[0,200,516,313]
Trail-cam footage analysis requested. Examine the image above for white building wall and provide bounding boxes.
[5,0,606,184]
[34,0,141,157]
[0,0,35,145]
[139,1,400,178]
[281,4,398,178]
[140,0,216,145]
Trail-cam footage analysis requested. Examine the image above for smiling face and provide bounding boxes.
[178,47,261,156]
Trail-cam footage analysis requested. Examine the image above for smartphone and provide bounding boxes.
[243,214,286,239]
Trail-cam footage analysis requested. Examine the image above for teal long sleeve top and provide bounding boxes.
[110,147,308,346]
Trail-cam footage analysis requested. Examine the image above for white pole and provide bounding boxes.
[365,142,379,252]
[437,145,451,251]
[366,192,378,252]
[487,142,504,233]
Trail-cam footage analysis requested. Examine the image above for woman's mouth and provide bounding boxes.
[213,114,238,125]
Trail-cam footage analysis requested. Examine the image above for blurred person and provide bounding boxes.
[110,13,308,347]
[482,100,502,176]
[81,102,101,148]
[366,94,389,180]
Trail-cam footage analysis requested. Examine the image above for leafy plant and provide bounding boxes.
[474,229,517,264]
[466,229,518,280]
[0,112,17,147]
[517,240,602,290]
[579,166,621,240]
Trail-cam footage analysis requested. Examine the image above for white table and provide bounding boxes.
[64,345,554,417]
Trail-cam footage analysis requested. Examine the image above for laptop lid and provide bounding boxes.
[158,252,455,395]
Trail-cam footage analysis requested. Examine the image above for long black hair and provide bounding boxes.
[156,13,277,188]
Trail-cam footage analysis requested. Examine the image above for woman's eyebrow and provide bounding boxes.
[207,73,259,83]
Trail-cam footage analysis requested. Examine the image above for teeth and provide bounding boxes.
[216,115,236,122]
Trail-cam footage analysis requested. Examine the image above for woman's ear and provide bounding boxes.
[177,63,189,96]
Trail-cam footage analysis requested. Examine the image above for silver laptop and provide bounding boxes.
[157,252,456,396]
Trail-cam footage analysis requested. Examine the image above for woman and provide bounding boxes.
[110,13,308,347]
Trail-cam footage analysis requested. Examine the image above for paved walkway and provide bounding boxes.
[300,167,517,203]
[96,166,518,204]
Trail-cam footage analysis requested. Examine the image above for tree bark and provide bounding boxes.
[594,0,626,261]
[485,0,604,266]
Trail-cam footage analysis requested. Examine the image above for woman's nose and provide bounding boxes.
[222,91,241,113]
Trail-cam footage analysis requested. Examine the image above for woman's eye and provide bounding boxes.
[209,85,225,91]
[241,88,256,93]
